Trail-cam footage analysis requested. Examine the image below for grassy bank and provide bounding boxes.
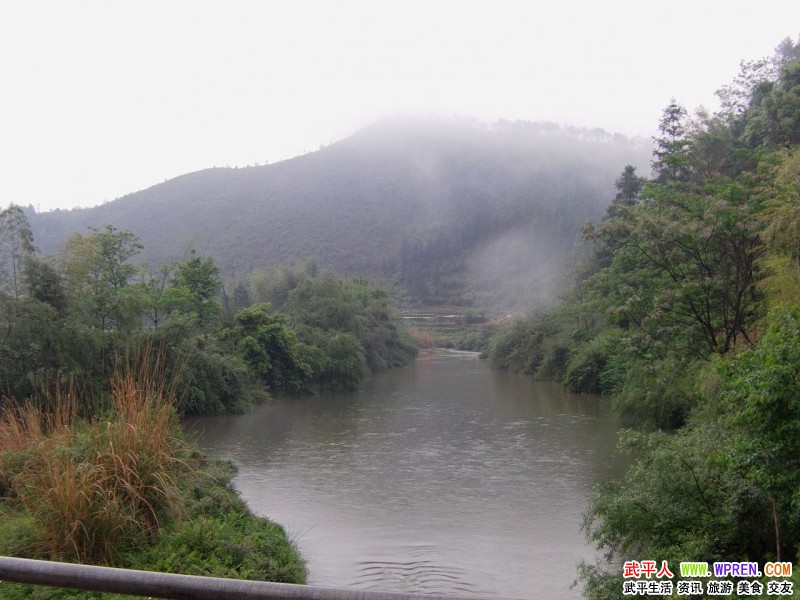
[0,353,306,599]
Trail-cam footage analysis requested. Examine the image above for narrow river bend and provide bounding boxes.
[187,351,622,599]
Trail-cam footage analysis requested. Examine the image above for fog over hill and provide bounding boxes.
[27,118,651,308]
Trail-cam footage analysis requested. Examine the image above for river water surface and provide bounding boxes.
[187,351,622,599]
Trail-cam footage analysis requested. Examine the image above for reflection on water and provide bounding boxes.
[186,351,622,599]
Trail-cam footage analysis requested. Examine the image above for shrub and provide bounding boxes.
[178,340,258,415]
[563,331,623,394]
[487,321,532,371]
[140,512,306,583]
[134,457,307,584]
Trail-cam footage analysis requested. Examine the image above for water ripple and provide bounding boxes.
[350,549,486,596]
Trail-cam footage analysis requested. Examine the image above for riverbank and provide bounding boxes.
[0,459,306,599]
[0,363,306,599]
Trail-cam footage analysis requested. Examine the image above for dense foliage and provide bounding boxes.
[0,213,416,415]
[485,37,800,597]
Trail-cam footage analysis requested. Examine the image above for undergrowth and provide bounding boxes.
[0,347,306,598]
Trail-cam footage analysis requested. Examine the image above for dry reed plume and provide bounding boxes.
[2,345,189,564]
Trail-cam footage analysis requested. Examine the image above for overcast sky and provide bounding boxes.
[2,0,798,212]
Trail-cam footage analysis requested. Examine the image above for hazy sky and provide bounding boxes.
[2,0,798,212]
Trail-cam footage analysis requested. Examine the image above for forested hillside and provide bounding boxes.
[485,37,800,597]
[26,119,649,307]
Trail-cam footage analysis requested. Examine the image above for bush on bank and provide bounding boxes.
[0,353,306,599]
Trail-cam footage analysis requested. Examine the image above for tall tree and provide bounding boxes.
[140,263,176,330]
[652,99,692,183]
[614,165,645,205]
[598,180,760,356]
[604,165,646,220]
[167,250,221,328]
[0,205,35,301]
[63,225,144,331]
[0,208,69,397]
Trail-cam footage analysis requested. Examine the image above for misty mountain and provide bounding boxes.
[27,118,650,307]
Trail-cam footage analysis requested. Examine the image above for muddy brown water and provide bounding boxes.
[186,351,623,599]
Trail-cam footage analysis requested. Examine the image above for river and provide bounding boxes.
[186,351,623,599]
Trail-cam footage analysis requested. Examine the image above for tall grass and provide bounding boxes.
[0,381,77,454]
[104,347,186,533]
[0,400,44,454]
[0,400,45,501]
[4,345,189,564]
[0,386,77,501]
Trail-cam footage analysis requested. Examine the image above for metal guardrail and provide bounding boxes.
[0,556,510,600]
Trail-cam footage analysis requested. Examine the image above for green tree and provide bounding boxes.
[23,255,67,317]
[225,304,311,393]
[176,339,256,415]
[652,99,692,183]
[0,206,36,354]
[719,306,800,561]
[580,422,772,599]
[745,38,800,149]
[140,263,176,330]
[293,326,369,392]
[0,207,64,398]
[596,178,761,356]
[603,165,646,221]
[167,250,221,328]
[613,165,645,207]
[0,205,35,302]
[63,225,144,332]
